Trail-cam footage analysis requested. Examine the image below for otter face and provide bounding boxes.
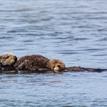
[47,59,65,72]
[0,54,17,66]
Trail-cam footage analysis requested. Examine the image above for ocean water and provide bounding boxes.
[0,0,107,106]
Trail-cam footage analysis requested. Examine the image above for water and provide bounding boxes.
[0,0,107,106]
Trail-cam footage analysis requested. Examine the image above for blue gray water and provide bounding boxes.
[0,0,107,106]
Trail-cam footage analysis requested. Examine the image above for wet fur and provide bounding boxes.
[0,54,17,72]
[0,54,17,66]
[47,59,65,72]
[64,66,107,72]
[0,54,106,73]
[15,55,49,71]
[15,55,65,72]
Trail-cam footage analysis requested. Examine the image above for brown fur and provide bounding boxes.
[15,55,49,71]
[47,59,65,72]
[15,55,65,72]
[0,54,17,66]
[64,66,106,72]
[0,54,17,72]
[0,54,106,73]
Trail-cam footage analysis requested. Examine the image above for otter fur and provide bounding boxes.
[64,66,107,73]
[0,54,17,73]
[15,55,49,72]
[15,55,65,73]
[0,54,106,74]
[47,59,65,72]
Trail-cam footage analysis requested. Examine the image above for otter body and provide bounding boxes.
[15,55,65,73]
[15,55,49,72]
[0,54,106,74]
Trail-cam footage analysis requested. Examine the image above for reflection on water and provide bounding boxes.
[0,0,107,106]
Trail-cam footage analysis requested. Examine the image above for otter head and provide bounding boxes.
[0,54,17,66]
[47,59,65,72]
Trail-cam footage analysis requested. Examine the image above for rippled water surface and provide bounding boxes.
[0,0,107,106]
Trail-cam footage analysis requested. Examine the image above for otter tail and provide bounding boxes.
[65,66,107,72]
[82,68,107,72]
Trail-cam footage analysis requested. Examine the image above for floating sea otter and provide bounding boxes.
[15,55,107,73]
[0,54,17,73]
[15,55,65,73]
[0,54,106,74]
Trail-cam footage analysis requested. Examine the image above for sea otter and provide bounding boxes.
[11,54,107,73]
[0,54,106,74]
[15,55,65,73]
[0,54,17,73]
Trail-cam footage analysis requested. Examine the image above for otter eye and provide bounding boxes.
[57,65,60,68]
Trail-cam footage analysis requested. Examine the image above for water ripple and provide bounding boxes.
[0,0,107,106]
